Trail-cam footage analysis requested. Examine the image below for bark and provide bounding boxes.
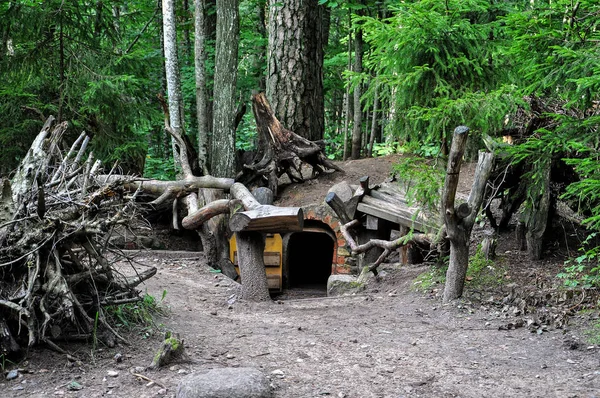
[266,0,327,141]
[182,198,239,229]
[524,156,551,260]
[210,0,239,178]
[162,0,185,173]
[442,126,496,303]
[350,8,364,160]
[235,231,271,301]
[194,0,210,174]
[342,8,353,161]
[367,83,379,158]
[254,0,268,91]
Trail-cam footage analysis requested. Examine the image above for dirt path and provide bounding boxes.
[4,253,598,398]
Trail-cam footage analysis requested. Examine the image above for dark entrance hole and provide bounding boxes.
[285,229,334,291]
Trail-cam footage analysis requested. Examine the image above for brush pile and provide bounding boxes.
[0,117,156,356]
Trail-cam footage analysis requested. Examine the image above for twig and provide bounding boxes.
[129,370,167,389]
[0,231,56,267]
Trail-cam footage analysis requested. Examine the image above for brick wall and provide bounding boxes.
[302,204,351,275]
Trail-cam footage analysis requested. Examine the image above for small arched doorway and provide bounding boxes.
[283,221,335,292]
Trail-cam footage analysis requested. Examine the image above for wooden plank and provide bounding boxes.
[229,205,304,232]
[267,275,282,291]
[365,214,379,230]
[232,252,281,267]
[263,252,280,267]
[357,196,440,232]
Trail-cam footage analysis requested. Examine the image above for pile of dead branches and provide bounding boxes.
[0,117,155,356]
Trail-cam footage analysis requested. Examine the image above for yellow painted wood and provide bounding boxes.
[230,233,283,291]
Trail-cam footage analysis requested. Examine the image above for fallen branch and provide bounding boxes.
[341,219,435,274]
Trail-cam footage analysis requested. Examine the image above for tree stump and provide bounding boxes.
[236,93,343,197]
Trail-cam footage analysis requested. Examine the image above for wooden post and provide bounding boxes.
[235,231,271,301]
[229,183,302,301]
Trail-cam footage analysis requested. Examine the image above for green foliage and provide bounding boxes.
[584,319,600,346]
[501,0,600,285]
[0,0,163,175]
[324,126,345,159]
[144,149,177,181]
[371,142,401,157]
[562,148,600,232]
[393,156,444,213]
[104,291,168,338]
[359,0,510,148]
[236,112,258,152]
[413,264,447,292]
[558,233,600,289]
[466,244,505,287]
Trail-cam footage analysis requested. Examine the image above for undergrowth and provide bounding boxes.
[103,290,168,339]
[584,320,600,346]
[413,244,506,292]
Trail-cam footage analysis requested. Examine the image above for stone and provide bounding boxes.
[107,370,119,377]
[327,275,364,297]
[270,369,284,378]
[327,181,353,203]
[6,369,18,380]
[176,367,273,398]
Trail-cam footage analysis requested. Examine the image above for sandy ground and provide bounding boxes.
[3,253,598,398]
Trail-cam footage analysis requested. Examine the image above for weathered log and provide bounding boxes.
[182,199,240,230]
[229,206,304,233]
[340,219,434,274]
[325,192,351,224]
[251,187,274,206]
[229,182,303,233]
[345,175,370,219]
[100,175,235,198]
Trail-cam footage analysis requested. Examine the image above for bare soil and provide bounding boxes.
[2,155,599,398]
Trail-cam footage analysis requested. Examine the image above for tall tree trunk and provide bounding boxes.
[235,231,271,301]
[205,0,217,142]
[266,0,327,141]
[58,17,65,123]
[210,0,239,178]
[342,11,352,161]
[350,17,364,160]
[183,0,192,63]
[254,0,267,91]
[367,82,379,157]
[194,0,209,174]
[158,0,171,160]
[162,0,185,173]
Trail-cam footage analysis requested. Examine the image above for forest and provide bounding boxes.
[0,0,600,363]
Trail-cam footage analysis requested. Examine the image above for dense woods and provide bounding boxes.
[1,0,600,354]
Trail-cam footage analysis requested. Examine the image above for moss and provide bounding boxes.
[165,337,179,351]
